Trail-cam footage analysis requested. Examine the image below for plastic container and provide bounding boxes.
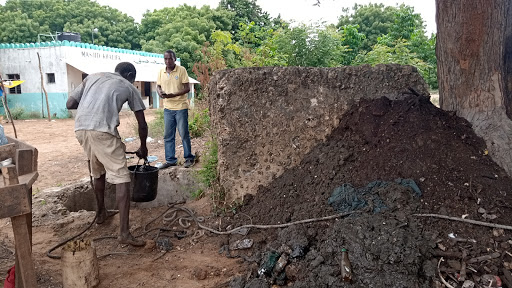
[128,164,158,202]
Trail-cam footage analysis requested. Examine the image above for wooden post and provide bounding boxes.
[0,74,18,138]
[37,52,51,121]
[1,165,36,288]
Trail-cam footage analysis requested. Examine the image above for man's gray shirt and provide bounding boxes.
[70,72,145,138]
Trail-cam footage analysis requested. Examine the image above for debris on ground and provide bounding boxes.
[221,95,512,287]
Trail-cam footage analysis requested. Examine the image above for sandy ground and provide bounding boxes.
[0,109,241,288]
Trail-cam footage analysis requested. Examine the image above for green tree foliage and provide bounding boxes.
[337,4,424,52]
[353,39,429,80]
[339,24,366,65]
[337,4,397,51]
[0,10,42,43]
[0,0,140,49]
[140,5,234,73]
[273,24,348,67]
[219,0,271,38]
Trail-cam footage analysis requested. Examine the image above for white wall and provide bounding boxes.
[0,46,68,93]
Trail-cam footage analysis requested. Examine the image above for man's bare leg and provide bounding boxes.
[116,182,145,246]
[94,174,108,224]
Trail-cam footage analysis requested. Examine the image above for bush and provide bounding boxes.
[196,138,218,188]
[10,105,25,120]
[189,109,210,138]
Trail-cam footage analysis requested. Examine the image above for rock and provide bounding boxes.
[229,275,245,288]
[492,229,504,237]
[244,278,269,288]
[143,240,156,251]
[461,280,475,288]
[310,256,324,268]
[192,267,207,280]
[285,264,300,281]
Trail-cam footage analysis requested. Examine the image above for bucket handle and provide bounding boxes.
[127,151,149,173]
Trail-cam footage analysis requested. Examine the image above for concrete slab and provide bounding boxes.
[52,167,203,212]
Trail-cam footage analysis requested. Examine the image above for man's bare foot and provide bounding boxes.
[119,235,145,247]
[96,210,119,224]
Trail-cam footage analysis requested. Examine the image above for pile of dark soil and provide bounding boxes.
[223,95,512,288]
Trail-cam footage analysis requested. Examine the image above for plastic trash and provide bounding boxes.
[146,155,158,163]
[273,254,289,274]
[258,251,280,276]
[0,124,8,146]
[124,137,135,143]
[340,248,353,282]
[229,239,253,250]
[146,137,155,143]
[155,162,163,168]
[290,246,305,259]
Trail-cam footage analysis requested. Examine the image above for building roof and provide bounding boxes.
[0,41,200,84]
[0,40,163,58]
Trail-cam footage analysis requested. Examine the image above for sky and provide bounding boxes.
[0,0,436,34]
[93,0,437,34]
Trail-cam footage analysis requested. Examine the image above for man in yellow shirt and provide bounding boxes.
[157,50,195,169]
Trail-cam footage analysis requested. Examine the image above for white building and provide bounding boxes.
[0,41,199,118]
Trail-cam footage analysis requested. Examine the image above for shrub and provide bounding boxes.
[189,109,210,138]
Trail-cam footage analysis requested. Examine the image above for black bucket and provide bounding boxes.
[128,165,159,202]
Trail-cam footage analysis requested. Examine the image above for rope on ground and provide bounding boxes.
[414,213,512,231]
[160,205,360,235]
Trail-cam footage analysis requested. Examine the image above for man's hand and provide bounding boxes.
[135,146,148,159]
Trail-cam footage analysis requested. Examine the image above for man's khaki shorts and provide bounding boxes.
[75,130,131,184]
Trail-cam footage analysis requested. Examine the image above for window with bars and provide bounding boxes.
[6,74,21,94]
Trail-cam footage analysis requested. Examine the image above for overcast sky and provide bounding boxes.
[0,0,436,34]
[94,0,436,34]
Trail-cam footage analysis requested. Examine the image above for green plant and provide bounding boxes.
[10,105,25,120]
[196,138,218,188]
[190,188,205,200]
[188,109,210,138]
[148,109,165,138]
[26,111,42,119]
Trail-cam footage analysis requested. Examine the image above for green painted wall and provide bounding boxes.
[1,92,70,118]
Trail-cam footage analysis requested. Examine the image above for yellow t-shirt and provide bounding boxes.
[157,65,189,110]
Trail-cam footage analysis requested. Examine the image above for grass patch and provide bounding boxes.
[197,138,218,188]
[148,109,165,138]
[10,105,25,120]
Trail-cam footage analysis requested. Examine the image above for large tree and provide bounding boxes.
[140,5,233,73]
[0,0,140,49]
[436,0,512,176]
[219,0,271,38]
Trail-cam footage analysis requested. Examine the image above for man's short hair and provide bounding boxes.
[164,50,176,60]
[115,62,136,82]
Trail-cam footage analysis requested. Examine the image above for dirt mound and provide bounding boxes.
[224,95,512,287]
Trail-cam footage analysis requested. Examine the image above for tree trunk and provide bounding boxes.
[436,0,512,176]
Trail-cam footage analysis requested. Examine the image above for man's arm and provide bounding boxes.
[157,85,166,97]
[161,83,190,99]
[66,97,79,109]
[134,110,148,159]
[67,80,86,109]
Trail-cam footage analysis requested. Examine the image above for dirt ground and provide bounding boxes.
[0,109,243,288]
[1,95,512,288]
